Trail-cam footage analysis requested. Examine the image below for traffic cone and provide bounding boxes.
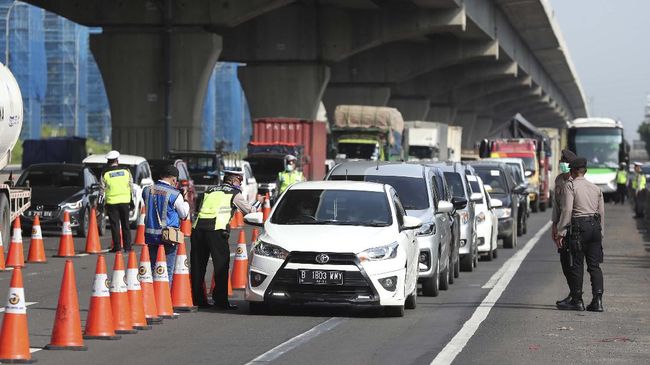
[0,229,7,271]
[231,231,249,289]
[153,245,177,319]
[109,251,136,334]
[171,242,196,312]
[233,210,244,229]
[126,250,151,330]
[83,255,121,340]
[262,193,271,222]
[27,215,46,263]
[44,260,87,351]
[138,246,162,325]
[180,217,192,236]
[85,207,102,254]
[0,268,34,363]
[54,211,76,257]
[6,218,25,268]
[134,206,146,246]
[251,228,260,243]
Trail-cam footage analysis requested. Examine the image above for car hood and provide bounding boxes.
[261,224,397,254]
[30,187,83,206]
[406,209,433,224]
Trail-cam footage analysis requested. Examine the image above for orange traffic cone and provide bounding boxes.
[54,211,76,257]
[180,217,192,236]
[251,228,260,243]
[138,246,162,325]
[0,268,33,363]
[0,229,7,271]
[6,218,25,268]
[126,250,151,330]
[27,215,47,263]
[110,251,136,334]
[231,231,249,289]
[85,207,102,254]
[44,260,87,351]
[234,210,245,229]
[262,193,271,222]
[134,206,146,246]
[83,255,121,340]
[153,245,177,319]
[171,242,196,312]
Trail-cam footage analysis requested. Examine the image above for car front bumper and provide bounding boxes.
[416,235,439,279]
[476,220,492,253]
[22,208,83,230]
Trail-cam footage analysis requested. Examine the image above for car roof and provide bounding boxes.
[26,163,84,170]
[83,154,147,166]
[483,157,524,165]
[469,161,510,171]
[148,159,183,166]
[289,180,387,192]
[426,161,474,174]
[224,159,250,167]
[330,161,425,178]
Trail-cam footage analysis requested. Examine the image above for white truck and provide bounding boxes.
[0,62,30,244]
[403,121,449,161]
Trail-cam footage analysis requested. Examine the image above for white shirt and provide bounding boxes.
[157,180,190,219]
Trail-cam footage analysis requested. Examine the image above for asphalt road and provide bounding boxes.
[0,204,648,365]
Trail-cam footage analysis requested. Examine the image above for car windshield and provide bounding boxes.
[506,163,524,183]
[474,168,508,195]
[521,157,536,172]
[330,175,429,210]
[181,156,217,173]
[271,189,392,226]
[443,172,466,198]
[17,167,83,188]
[468,180,480,194]
[337,142,378,160]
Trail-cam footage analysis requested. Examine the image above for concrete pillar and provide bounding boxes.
[238,63,330,120]
[455,111,478,148]
[387,97,430,121]
[322,84,391,121]
[90,30,221,158]
[426,104,457,123]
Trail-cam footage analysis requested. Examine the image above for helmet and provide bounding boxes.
[285,155,297,162]
[106,150,120,160]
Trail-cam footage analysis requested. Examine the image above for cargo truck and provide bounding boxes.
[403,121,448,161]
[0,63,31,245]
[330,105,404,161]
[539,127,561,205]
[447,126,463,162]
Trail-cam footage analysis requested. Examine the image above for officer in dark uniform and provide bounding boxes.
[556,158,605,312]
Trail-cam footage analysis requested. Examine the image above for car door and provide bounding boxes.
[430,172,450,265]
[392,191,416,291]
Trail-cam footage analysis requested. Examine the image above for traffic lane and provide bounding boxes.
[453,204,650,364]
[250,212,553,365]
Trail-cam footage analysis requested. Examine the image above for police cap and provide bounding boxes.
[163,165,179,178]
[106,150,120,160]
[569,158,587,169]
[560,149,577,162]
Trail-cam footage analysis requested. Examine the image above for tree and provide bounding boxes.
[637,122,650,158]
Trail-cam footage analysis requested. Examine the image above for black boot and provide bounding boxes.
[556,293,585,311]
[556,294,573,306]
[586,293,603,312]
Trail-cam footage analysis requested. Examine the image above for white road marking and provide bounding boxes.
[245,317,348,364]
[76,253,89,257]
[431,221,552,365]
[0,302,38,313]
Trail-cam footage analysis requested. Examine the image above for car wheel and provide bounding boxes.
[77,207,89,238]
[492,247,498,259]
[473,245,479,268]
[421,257,440,297]
[454,250,460,278]
[484,235,493,261]
[385,305,405,317]
[0,195,10,248]
[405,288,417,310]
[548,192,553,208]
[439,255,450,291]
[517,215,524,236]
[448,254,454,285]
[460,254,473,272]
[522,213,528,235]
[248,302,268,315]
[531,200,539,213]
[98,211,107,236]
[539,201,547,212]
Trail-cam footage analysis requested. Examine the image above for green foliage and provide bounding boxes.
[637,122,650,157]
[86,138,111,155]
[9,140,22,164]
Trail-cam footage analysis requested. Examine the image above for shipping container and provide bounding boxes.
[251,118,327,181]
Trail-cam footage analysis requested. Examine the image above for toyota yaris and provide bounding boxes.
[244,181,422,317]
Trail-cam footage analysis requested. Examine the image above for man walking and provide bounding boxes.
[631,162,646,217]
[102,150,133,252]
[552,149,576,308]
[615,163,628,204]
[556,158,605,312]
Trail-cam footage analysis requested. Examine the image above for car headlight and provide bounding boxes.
[61,199,83,210]
[417,223,436,236]
[459,211,469,225]
[253,241,288,260]
[494,208,511,219]
[358,242,398,262]
[476,212,486,223]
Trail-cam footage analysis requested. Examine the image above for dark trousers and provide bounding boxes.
[558,248,572,292]
[190,229,231,306]
[634,190,646,217]
[567,218,604,296]
[616,184,627,204]
[106,203,131,250]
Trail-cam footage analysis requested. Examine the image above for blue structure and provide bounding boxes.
[86,29,110,143]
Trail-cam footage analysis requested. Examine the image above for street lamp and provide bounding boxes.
[4,0,27,67]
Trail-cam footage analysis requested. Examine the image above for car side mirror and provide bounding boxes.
[469,192,483,203]
[451,196,468,210]
[436,200,454,214]
[525,170,533,177]
[401,216,423,231]
[490,198,503,208]
[513,185,527,195]
[244,212,265,227]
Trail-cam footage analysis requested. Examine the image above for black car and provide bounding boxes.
[469,161,527,249]
[18,163,104,237]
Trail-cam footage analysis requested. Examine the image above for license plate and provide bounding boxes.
[41,211,54,217]
[297,270,344,285]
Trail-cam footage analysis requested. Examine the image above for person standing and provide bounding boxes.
[631,162,646,217]
[276,155,304,195]
[551,149,576,308]
[615,163,628,204]
[556,158,605,312]
[101,150,133,252]
[190,170,263,310]
[142,165,190,282]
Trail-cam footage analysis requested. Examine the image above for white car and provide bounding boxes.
[244,180,422,317]
[82,154,154,227]
[467,175,501,260]
[223,159,258,203]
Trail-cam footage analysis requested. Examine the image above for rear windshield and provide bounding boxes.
[85,163,136,181]
[330,175,429,210]
[18,167,83,188]
[443,172,466,198]
[474,168,508,195]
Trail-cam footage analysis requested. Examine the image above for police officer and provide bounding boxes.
[142,165,190,282]
[551,149,576,307]
[615,163,628,204]
[556,158,605,312]
[632,162,646,217]
[101,150,133,252]
[191,170,263,310]
[276,155,304,194]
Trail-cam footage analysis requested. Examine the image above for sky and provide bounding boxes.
[548,0,650,141]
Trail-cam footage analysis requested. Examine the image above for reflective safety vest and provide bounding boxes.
[278,171,304,193]
[194,185,238,231]
[616,170,628,184]
[103,168,132,205]
[143,182,181,244]
[632,173,646,191]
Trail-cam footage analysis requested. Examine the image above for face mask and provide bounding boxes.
[286,164,294,172]
[559,162,570,173]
